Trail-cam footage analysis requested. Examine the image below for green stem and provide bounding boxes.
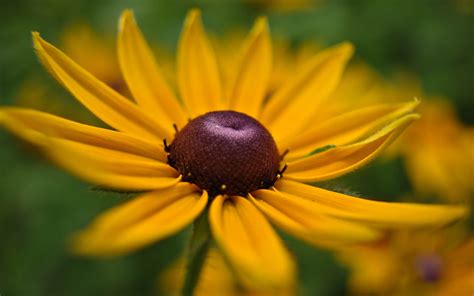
[182,209,211,296]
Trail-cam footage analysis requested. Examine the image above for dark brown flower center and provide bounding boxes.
[415,254,443,282]
[167,111,281,197]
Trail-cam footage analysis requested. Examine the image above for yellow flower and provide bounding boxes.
[14,79,84,120]
[339,228,474,295]
[399,99,474,202]
[455,0,474,14]
[311,64,473,202]
[60,24,124,91]
[435,236,474,296]
[158,248,295,295]
[315,64,414,121]
[215,32,321,100]
[0,9,467,290]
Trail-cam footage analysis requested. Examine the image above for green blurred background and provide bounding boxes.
[0,0,472,295]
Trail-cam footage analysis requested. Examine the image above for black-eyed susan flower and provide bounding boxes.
[59,24,124,92]
[339,228,474,295]
[0,9,467,291]
[323,65,474,202]
[159,247,295,295]
[398,99,474,202]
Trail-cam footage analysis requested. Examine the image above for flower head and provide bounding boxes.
[399,99,474,202]
[339,228,474,295]
[167,110,281,197]
[0,9,467,290]
[159,248,295,295]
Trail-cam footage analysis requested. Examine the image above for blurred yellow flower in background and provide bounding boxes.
[14,24,125,121]
[399,100,473,202]
[309,62,474,296]
[159,249,238,296]
[339,227,474,295]
[60,24,124,93]
[356,71,473,203]
[215,33,321,100]
[14,79,83,120]
[314,63,473,203]
[455,0,474,14]
[0,8,468,293]
[158,248,295,295]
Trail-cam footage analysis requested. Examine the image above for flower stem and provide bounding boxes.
[182,209,210,296]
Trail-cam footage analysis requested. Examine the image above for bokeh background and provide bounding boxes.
[0,0,473,295]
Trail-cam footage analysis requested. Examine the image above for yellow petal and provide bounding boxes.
[276,180,468,227]
[47,139,180,191]
[280,99,420,160]
[285,113,419,182]
[73,184,206,256]
[32,32,171,141]
[261,42,354,142]
[118,10,188,130]
[209,195,295,290]
[177,9,222,117]
[0,107,167,162]
[0,108,178,191]
[227,17,272,118]
[249,190,381,247]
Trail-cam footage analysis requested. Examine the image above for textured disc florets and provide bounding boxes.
[167,111,281,197]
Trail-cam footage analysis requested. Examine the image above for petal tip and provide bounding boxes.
[254,15,269,30]
[182,9,203,36]
[31,32,49,56]
[119,9,135,28]
[121,8,134,17]
[186,8,202,25]
[31,31,42,47]
[339,41,355,58]
[407,113,421,121]
[69,231,95,256]
[67,232,109,257]
[393,113,421,130]
[411,97,422,111]
[251,16,270,40]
